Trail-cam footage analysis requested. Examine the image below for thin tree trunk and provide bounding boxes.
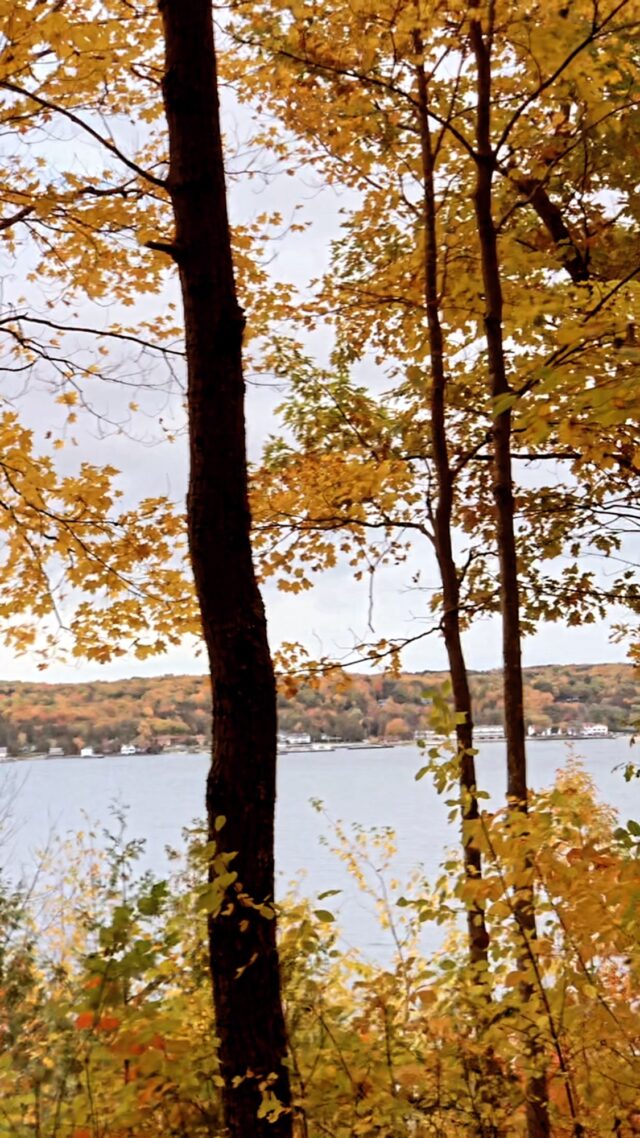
[158,3,292,1136]
[414,47,490,974]
[469,9,550,1138]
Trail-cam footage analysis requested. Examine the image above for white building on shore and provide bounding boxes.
[582,722,609,737]
[474,725,505,741]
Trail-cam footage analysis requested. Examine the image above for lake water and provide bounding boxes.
[1,738,638,959]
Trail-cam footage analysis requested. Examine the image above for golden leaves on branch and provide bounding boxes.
[0,411,197,662]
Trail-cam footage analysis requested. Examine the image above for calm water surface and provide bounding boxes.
[1,739,638,957]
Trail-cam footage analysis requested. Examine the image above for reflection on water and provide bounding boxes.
[1,738,637,959]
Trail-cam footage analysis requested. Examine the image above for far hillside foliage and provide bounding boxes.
[0,663,636,754]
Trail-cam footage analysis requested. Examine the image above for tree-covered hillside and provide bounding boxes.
[0,663,636,755]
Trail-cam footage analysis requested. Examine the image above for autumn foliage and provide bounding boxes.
[0,765,638,1136]
[0,663,635,754]
[0,0,639,1133]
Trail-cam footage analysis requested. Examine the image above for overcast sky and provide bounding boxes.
[0,93,634,686]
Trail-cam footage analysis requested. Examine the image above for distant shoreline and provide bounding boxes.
[0,665,635,761]
[0,732,633,765]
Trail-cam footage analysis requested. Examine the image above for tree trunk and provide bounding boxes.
[158,4,292,1136]
[469,11,550,1138]
[414,47,490,975]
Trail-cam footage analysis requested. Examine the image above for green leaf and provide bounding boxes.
[493,392,516,416]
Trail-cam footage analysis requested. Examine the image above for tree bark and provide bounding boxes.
[158,3,292,1136]
[414,47,489,974]
[469,10,550,1138]
[511,175,590,284]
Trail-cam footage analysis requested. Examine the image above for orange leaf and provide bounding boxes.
[75,1012,95,1030]
[98,1014,120,1032]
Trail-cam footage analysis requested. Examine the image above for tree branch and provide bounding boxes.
[0,80,166,190]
